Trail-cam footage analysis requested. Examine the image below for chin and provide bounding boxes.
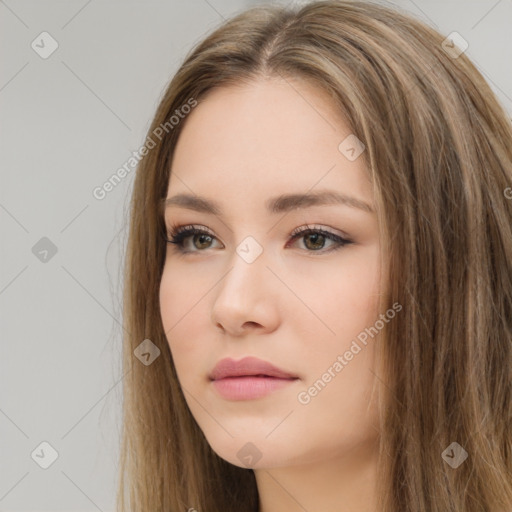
[205,433,301,470]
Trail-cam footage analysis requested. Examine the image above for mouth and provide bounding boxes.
[209,356,299,400]
[210,375,299,400]
[209,356,298,380]
[211,373,298,380]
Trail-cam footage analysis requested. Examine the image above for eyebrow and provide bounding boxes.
[163,190,374,215]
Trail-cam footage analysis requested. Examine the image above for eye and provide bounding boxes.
[165,224,220,253]
[287,224,353,253]
[164,223,353,254]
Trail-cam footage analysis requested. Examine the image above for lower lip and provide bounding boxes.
[211,376,298,400]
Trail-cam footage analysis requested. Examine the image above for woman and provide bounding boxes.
[117,1,512,510]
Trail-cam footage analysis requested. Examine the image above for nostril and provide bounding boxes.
[243,321,260,328]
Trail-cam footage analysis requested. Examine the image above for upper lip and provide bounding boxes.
[209,356,298,380]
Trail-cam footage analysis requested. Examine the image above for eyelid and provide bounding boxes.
[172,223,216,237]
[288,223,351,241]
[166,223,349,241]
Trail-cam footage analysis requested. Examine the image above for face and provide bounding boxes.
[159,76,383,470]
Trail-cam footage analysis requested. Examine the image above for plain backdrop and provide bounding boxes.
[1,0,511,510]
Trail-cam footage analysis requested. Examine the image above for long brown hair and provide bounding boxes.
[116,1,512,510]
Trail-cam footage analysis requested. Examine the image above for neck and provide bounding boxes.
[255,438,380,512]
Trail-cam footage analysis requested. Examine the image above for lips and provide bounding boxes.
[209,356,298,381]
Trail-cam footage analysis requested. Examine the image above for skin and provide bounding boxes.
[159,75,383,512]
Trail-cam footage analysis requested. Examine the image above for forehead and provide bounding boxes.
[167,77,372,210]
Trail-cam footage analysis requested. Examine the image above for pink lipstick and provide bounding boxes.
[209,356,299,400]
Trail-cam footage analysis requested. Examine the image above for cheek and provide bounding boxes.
[291,246,381,342]
[159,264,207,369]
[159,260,211,329]
[335,249,381,325]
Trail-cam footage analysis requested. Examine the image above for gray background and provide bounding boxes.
[1,0,510,510]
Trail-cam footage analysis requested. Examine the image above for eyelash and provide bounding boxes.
[164,223,353,254]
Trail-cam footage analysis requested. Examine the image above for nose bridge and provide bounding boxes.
[220,234,267,296]
[211,234,274,332]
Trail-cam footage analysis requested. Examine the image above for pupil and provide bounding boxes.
[196,234,211,249]
[306,233,324,250]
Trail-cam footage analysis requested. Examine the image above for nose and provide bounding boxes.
[211,245,280,337]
